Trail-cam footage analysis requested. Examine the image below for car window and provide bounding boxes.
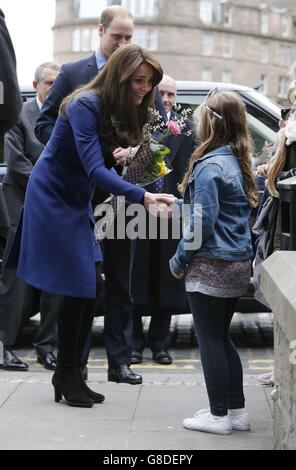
[176,92,277,164]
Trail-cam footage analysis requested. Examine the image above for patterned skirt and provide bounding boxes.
[185,256,252,298]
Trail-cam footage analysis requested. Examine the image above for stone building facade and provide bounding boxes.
[53,0,296,103]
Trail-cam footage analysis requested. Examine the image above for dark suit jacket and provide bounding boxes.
[0,9,22,135]
[35,54,98,145]
[3,99,44,225]
[131,113,196,314]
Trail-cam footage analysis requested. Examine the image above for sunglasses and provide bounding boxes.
[203,87,222,120]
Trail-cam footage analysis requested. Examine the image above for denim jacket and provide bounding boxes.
[169,145,253,276]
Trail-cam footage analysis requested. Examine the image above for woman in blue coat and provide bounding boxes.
[16,44,173,407]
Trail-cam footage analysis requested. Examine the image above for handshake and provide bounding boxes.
[143,192,177,219]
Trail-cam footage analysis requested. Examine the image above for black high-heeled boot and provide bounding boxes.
[52,366,94,407]
[78,368,105,403]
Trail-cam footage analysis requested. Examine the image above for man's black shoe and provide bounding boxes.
[153,350,173,365]
[36,352,57,371]
[108,365,142,384]
[1,347,29,371]
[130,350,143,365]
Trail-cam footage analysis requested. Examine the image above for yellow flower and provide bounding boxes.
[158,161,168,176]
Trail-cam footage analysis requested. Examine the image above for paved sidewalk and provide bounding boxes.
[0,364,273,450]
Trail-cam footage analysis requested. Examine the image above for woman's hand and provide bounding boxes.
[144,192,176,218]
[113,147,130,167]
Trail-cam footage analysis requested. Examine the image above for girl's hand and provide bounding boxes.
[170,266,184,279]
[144,192,176,217]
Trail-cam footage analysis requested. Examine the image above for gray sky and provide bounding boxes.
[1,0,55,87]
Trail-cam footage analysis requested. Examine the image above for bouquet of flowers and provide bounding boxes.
[131,105,192,186]
[94,105,192,240]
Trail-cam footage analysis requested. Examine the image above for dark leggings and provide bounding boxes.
[187,292,245,417]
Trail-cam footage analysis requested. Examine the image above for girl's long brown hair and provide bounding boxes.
[179,90,259,207]
[60,44,163,148]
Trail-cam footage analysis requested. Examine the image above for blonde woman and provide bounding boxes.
[170,89,259,435]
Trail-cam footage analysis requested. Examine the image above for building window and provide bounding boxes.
[222,70,232,83]
[199,1,213,26]
[260,43,269,63]
[81,28,90,51]
[202,32,214,56]
[133,28,158,51]
[202,68,212,81]
[122,0,158,18]
[261,74,268,94]
[72,29,81,52]
[78,0,107,19]
[278,76,289,99]
[282,15,290,38]
[222,4,232,27]
[72,27,98,52]
[280,44,292,67]
[222,37,232,58]
[260,12,269,35]
[91,28,98,51]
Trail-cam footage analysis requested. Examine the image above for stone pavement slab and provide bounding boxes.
[0,370,273,450]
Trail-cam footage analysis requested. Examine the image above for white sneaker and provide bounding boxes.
[183,409,232,435]
[229,410,251,431]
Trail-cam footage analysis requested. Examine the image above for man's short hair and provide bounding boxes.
[99,5,133,30]
[34,62,60,82]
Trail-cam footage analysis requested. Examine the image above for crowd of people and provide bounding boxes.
[0,4,295,436]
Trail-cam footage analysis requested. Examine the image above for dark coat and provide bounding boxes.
[35,54,98,145]
[131,113,196,314]
[3,99,44,225]
[0,9,22,135]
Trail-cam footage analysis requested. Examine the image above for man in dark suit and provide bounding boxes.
[131,75,196,365]
[0,62,61,371]
[0,8,22,368]
[0,9,22,135]
[34,5,146,384]
[0,7,22,254]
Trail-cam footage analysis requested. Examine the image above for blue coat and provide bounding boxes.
[16,92,145,298]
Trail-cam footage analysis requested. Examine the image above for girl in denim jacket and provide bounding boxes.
[170,89,259,435]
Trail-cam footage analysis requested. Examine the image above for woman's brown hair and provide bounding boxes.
[179,90,259,207]
[60,44,163,147]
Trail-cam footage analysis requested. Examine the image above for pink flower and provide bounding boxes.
[166,120,181,135]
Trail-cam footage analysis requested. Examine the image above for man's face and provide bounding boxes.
[34,68,59,103]
[159,78,177,113]
[99,16,133,59]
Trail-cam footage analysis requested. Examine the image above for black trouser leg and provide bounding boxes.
[103,236,134,367]
[132,312,145,352]
[33,291,63,355]
[148,311,172,353]
[187,292,244,417]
